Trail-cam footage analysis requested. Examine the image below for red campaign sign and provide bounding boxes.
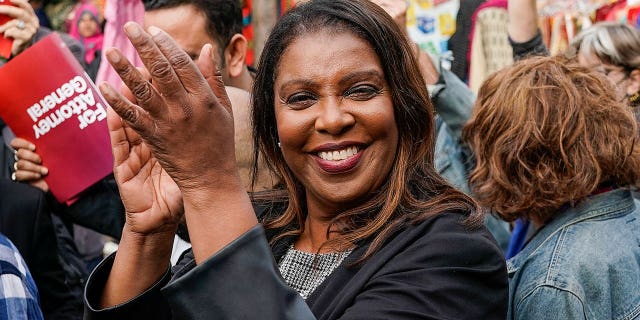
[0,32,113,203]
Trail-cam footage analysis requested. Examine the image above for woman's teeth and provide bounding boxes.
[318,146,358,161]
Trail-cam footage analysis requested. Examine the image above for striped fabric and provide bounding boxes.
[0,234,43,320]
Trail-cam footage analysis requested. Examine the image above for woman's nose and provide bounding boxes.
[314,97,356,136]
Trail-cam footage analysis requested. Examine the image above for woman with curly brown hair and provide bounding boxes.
[463,55,640,320]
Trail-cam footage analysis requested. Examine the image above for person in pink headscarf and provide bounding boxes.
[69,3,103,80]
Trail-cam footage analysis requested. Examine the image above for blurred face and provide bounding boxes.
[273,30,398,217]
[78,13,99,38]
[144,4,226,82]
[578,51,633,100]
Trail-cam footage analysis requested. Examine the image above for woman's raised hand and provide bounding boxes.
[100,22,256,265]
[100,23,238,197]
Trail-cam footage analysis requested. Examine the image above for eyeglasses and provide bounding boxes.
[584,63,630,84]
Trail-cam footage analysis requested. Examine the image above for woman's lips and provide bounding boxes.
[314,148,363,174]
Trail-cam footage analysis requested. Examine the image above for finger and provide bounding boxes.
[15,159,48,176]
[0,19,16,32]
[100,81,155,139]
[124,23,184,99]
[9,0,38,24]
[137,66,152,84]
[13,169,41,182]
[0,19,35,35]
[0,4,24,19]
[107,107,132,168]
[105,48,166,118]
[195,44,232,114]
[15,148,42,165]
[120,83,136,105]
[149,26,208,95]
[10,137,35,151]
[9,0,35,15]
[3,26,35,40]
[120,67,150,103]
[30,180,49,193]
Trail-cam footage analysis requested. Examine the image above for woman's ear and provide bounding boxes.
[627,69,640,96]
[224,34,248,78]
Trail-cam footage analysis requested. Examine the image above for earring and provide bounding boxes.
[277,142,281,148]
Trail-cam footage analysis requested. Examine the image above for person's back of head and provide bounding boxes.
[464,55,640,224]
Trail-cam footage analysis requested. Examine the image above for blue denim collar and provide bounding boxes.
[507,188,635,274]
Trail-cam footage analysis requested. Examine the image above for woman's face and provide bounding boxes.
[578,51,639,99]
[78,13,99,38]
[273,30,398,216]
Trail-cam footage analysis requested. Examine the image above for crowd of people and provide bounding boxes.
[1,0,639,319]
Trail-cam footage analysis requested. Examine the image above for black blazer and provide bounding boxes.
[0,180,84,319]
[85,208,507,319]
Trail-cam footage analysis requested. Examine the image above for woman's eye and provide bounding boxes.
[285,92,316,109]
[344,85,381,100]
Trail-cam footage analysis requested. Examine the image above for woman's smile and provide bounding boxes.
[274,30,398,214]
[312,144,364,174]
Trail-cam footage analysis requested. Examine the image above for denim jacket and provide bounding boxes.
[432,66,511,251]
[506,188,640,320]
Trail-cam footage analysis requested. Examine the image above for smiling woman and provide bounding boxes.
[83,0,508,319]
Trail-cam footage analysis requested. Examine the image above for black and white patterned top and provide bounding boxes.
[278,245,352,300]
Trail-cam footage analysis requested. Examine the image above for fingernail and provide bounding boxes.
[124,22,141,38]
[106,49,120,64]
[29,144,35,151]
[42,168,48,175]
[99,82,115,99]
[148,26,161,36]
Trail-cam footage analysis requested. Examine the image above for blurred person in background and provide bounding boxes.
[463,55,640,320]
[69,3,103,80]
[506,0,640,258]
[509,0,640,111]
[371,0,511,250]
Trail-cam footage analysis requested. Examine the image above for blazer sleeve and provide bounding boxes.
[84,225,315,320]
[162,225,315,319]
[338,217,508,320]
[84,253,174,320]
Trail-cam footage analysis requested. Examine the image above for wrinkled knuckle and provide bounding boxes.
[111,57,130,73]
[149,60,173,81]
[131,82,153,104]
[168,52,191,70]
[131,34,153,49]
[121,107,139,123]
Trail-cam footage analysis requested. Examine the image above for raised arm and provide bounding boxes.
[97,22,257,307]
[508,0,539,43]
